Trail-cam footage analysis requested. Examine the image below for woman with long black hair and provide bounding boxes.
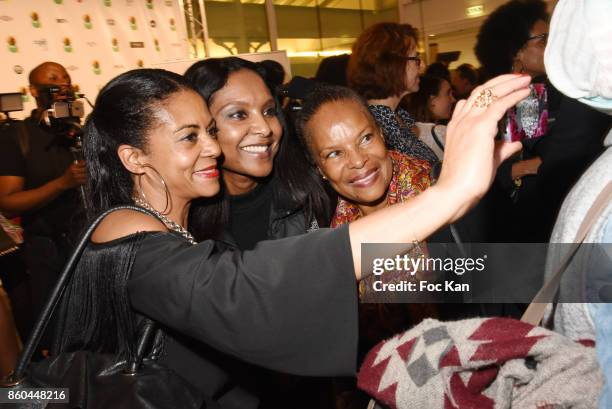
[185,57,344,408]
[185,57,331,248]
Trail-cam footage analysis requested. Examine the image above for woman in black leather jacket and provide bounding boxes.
[185,58,332,249]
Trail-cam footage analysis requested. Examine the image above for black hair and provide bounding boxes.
[475,0,549,78]
[424,62,450,82]
[314,54,350,87]
[403,75,448,123]
[184,57,332,237]
[455,63,479,85]
[295,84,372,161]
[54,69,196,358]
[83,69,195,222]
[258,59,286,91]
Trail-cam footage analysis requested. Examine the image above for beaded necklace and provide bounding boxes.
[132,197,196,245]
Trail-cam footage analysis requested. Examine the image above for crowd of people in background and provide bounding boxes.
[0,0,610,408]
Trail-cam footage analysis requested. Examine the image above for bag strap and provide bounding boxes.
[521,181,612,325]
[431,125,445,152]
[8,205,165,384]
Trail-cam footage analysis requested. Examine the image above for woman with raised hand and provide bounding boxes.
[184,57,331,249]
[51,69,529,408]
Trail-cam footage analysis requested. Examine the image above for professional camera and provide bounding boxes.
[0,92,23,123]
[38,85,88,207]
[39,85,85,122]
[26,85,87,142]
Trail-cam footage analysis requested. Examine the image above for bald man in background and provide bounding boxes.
[0,62,85,347]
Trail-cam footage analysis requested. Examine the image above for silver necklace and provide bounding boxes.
[132,197,196,245]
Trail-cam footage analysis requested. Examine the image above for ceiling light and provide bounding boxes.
[466,5,484,17]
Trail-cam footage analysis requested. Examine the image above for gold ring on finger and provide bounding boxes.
[474,88,497,108]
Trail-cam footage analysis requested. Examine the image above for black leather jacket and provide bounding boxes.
[222,177,318,248]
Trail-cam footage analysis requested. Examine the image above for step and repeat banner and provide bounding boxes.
[0,0,189,118]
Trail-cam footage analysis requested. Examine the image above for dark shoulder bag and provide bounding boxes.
[1,205,219,409]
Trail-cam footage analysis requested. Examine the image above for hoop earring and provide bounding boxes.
[138,164,171,215]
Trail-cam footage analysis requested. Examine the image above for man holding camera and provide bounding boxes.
[0,61,85,345]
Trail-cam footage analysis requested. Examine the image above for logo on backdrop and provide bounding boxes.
[13,65,23,74]
[63,37,73,53]
[87,42,98,47]
[129,16,137,30]
[112,38,119,52]
[20,87,30,103]
[154,38,160,52]
[146,0,154,10]
[84,15,93,29]
[93,61,101,75]
[149,20,157,28]
[106,19,115,26]
[169,18,176,31]
[54,0,64,4]
[137,59,144,68]
[130,42,144,48]
[33,39,48,51]
[113,64,125,69]
[104,0,112,6]
[66,65,78,72]
[0,16,14,22]
[165,0,173,6]
[56,19,68,23]
[7,36,18,53]
[31,12,41,28]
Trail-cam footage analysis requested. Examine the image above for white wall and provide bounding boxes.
[429,27,480,68]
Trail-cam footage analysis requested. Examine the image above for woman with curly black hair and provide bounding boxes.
[475,0,549,80]
[475,0,550,144]
[473,0,551,244]
[474,0,611,244]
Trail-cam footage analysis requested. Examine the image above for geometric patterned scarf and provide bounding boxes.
[358,317,602,409]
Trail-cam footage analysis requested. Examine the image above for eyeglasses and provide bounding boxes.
[403,53,421,66]
[526,32,548,45]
